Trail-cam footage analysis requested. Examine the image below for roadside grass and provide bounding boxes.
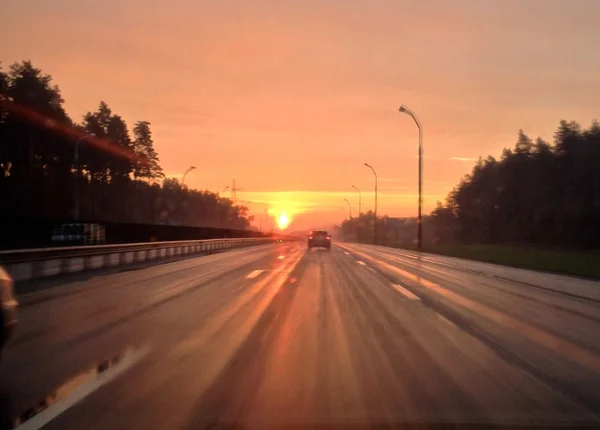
[415,244,600,279]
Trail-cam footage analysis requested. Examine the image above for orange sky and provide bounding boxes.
[2,0,599,231]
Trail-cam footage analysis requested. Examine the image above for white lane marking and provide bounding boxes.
[357,261,367,266]
[437,314,456,328]
[344,251,350,255]
[246,269,265,279]
[277,255,286,260]
[391,284,421,300]
[15,347,148,430]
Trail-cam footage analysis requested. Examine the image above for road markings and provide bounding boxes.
[437,314,456,328]
[344,245,600,374]
[277,255,286,260]
[356,250,600,373]
[344,251,350,255]
[246,270,265,279]
[357,261,367,266]
[14,347,149,430]
[392,284,421,300]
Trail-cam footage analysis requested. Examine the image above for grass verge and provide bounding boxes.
[417,244,600,280]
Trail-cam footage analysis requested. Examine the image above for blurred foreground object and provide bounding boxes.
[0,266,18,358]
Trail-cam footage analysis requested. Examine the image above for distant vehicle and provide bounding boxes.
[0,266,18,358]
[307,230,331,250]
[51,223,106,246]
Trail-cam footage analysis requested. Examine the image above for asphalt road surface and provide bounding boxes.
[2,242,600,429]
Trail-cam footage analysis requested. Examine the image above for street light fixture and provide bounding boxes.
[258,203,271,233]
[181,166,196,186]
[398,104,423,250]
[74,133,95,221]
[351,185,361,215]
[221,185,230,195]
[343,198,352,218]
[364,162,378,245]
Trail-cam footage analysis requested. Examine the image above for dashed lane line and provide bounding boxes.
[246,269,265,279]
[437,314,457,328]
[14,347,149,430]
[391,283,421,301]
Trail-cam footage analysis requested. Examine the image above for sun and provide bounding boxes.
[277,212,290,229]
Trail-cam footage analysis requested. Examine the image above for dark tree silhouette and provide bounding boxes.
[429,122,600,249]
[342,122,600,250]
[0,60,252,234]
[133,120,163,181]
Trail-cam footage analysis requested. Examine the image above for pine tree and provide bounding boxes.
[133,120,164,181]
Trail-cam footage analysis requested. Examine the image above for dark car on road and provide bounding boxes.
[307,230,332,250]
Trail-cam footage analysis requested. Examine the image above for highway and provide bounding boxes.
[2,242,600,429]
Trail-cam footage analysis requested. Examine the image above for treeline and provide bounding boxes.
[341,121,600,250]
[339,211,435,246]
[431,121,600,248]
[0,61,252,229]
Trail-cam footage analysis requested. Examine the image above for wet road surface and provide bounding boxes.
[2,242,600,429]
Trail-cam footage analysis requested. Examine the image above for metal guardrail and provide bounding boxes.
[0,238,274,264]
[0,237,287,282]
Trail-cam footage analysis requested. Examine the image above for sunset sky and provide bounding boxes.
[2,0,599,231]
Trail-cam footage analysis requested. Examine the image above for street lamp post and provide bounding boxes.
[74,133,95,221]
[351,185,362,243]
[181,166,196,186]
[364,162,378,245]
[351,185,361,215]
[339,207,348,241]
[176,166,196,225]
[221,185,230,196]
[343,198,352,218]
[398,105,423,250]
